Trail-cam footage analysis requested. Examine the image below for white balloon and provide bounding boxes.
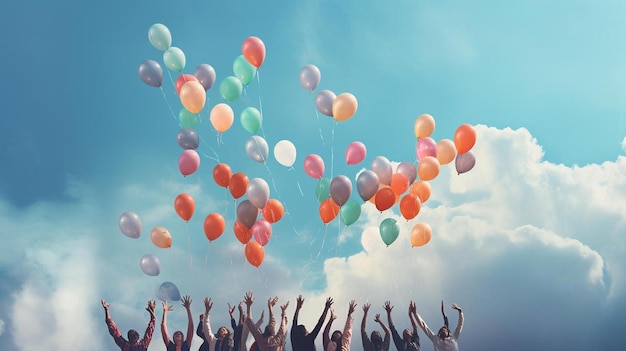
[361,226,384,254]
[273,140,297,167]
[245,136,269,163]
[140,254,161,276]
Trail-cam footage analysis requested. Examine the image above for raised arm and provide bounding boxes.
[441,300,449,329]
[142,299,157,345]
[361,303,371,348]
[181,295,194,347]
[268,296,278,328]
[412,304,435,339]
[341,300,357,349]
[451,303,464,338]
[229,303,237,329]
[293,295,304,328]
[374,313,391,344]
[310,297,333,338]
[238,302,244,326]
[161,300,173,346]
[102,299,126,347]
[385,300,402,348]
[279,301,289,336]
[202,297,217,343]
[409,301,419,334]
[323,308,336,349]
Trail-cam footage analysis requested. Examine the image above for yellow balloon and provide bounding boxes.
[179,81,206,114]
[414,114,435,139]
[436,139,457,165]
[410,222,432,247]
[332,93,358,121]
[150,226,172,248]
[210,103,234,132]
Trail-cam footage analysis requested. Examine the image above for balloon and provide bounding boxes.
[410,180,431,203]
[329,175,352,207]
[234,220,252,244]
[233,55,257,85]
[251,219,272,246]
[396,162,417,184]
[371,156,393,185]
[361,227,384,254]
[356,170,379,202]
[315,177,331,203]
[194,63,217,91]
[156,281,181,301]
[176,128,199,150]
[332,93,358,122]
[414,114,435,139]
[148,23,172,51]
[303,154,325,179]
[454,124,477,154]
[375,187,396,212]
[119,211,142,238]
[174,193,195,222]
[315,90,336,116]
[319,198,340,224]
[455,151,476,175]
[138,60,163,88]
[175,74,198,94]
[210,103,234,133]
[212,163,232,188]
[245,136,269,163]
[399,194,422,220]
[150,227,172,248]
[140,254,160,276]
[345,141,366,165]
[180,81,206,114]
[229,172,249,199]
[163,47,186,71]
[178,149,200,176]
[390,173,410,195]
[240,107,262,134]
[300,64,321,91]
[247,178,270,209]
[340,199,361,226]
[417,156,440,181]
[262,199,284,223]
[411,222,432,247]
[436,139,457,165]
[379,218,400,246]
[179,108,197,129]
[220,76,243,102]
[237,200,259,229]
[273,140,297,167]
[203,213,225,242]
[416,137,437,161]
[242,36,266,68]
[245,241,265,267]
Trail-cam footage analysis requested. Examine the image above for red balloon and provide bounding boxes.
[203,213,225,242]
[234,220,252,244]
[174,193,195,222]
[399,194,422,220]
[242,36,266,68]
[319,198,339,224]
[213,163,232,188]
[454,124,477,154]
[390,173,410,195]
[374,187,396,212]
[229,172,249,199]
[245,241,265,267]
[262,199,284,223]
[175,74,198,94]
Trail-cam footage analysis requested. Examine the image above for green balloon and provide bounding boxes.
[220,76,243,102]
[315,178,331,203]
[340,199,361,226]
[148,23,172,51]
[233,55,257,86]
[240,107,262,134]
[179,108,197,129]
[379,218,400,246]
[163,47,186,71]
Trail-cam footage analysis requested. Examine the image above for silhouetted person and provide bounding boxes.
[290,295,333,351]
[102,298,156,351]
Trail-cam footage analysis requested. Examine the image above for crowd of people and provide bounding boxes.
[102,292,463,351]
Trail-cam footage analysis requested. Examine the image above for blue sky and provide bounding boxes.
[1,1,626,350]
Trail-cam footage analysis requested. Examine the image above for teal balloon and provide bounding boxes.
[240,107,262,134]
[179,109,197,129]
[233,55,256,85]
[148,23,172,51]
[379,218,400,246]
[163,47,186,71]
[315,178,331,203]
[220,76,243,102]
[340,199,361,226]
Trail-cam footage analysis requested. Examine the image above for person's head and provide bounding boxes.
[331,330,342,343]
[217,326,229,339]
[173,330,184,345]
[370,330,382,345]
[437,326,450,339]
[293,324,308,338]
[263,323,275,337]
[127,329,140,344]
[402,328,412,342]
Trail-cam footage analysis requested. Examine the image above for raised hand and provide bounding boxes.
[374,313,381,323]
[348,300,357,316]
[147,299,156,313]
[204,297,213,313]
[384,301,393,313]
[330,309,337,321]
[281,301,290,314]
[451,303,462,312]
[163,300,173,312]
[363,303,371,313]
[238,302,244,313]
[101,299,110,310]
[409,301,416,314]
[244,291,254,307]
[181,295,192,310]
[296,295,305,309]
[228,303,235,317]
[325,297,334,310]
[268,296,278,308]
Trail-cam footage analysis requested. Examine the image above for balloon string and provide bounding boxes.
[166,69,176,90]
[330,122,336,178]
[160,87,179,124]
[315,109,325,145]
[296,180,304,197]
[187,222,193,275]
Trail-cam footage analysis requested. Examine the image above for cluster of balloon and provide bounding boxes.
[118,211,167,276]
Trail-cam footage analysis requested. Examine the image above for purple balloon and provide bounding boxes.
[119,211,142,238]
[455,152,476,175]
[237,200,259,229]
[138,60,163,88]
[156,281,181,301]
[176,128,199,150]
[247,178,270,209]
[330,175,352,207]
[371,156,392,185]
[416,137,437,161]
[300,64,321,92]
[140,254,161,276]
[193,63,216,90]
[396,162,417,184]
[356,170,379,202]
[315,90,336,117]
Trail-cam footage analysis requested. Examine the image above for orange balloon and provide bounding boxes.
[245,240,265,267]
[319,198,340,224]
[332,93,358,122]
[150,226,172,248]
[213,163,232,188]
[410,222,432,247]
[242,36,266,68]
[414,114,435,139]
[399,194,422,220]
[410,180,431,203]
[179,81,206,114]
[262,199,284,223]
[174,193,195,222]
[229,172,249,199]
[390,173,410,195]
[417,156,440,181]
[210,103,234,133]
[203,213,226,242]
[234,220,252,244]
[454,124,477,154]
[375,187,396,212]
[436,139,457,165]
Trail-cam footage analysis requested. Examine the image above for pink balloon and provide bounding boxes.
[303,154,325,179]
[455,151,476,175]
[345,141,366,165]
[251,219,272,246]
[178,149,200,176]
[416,137,437,161]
